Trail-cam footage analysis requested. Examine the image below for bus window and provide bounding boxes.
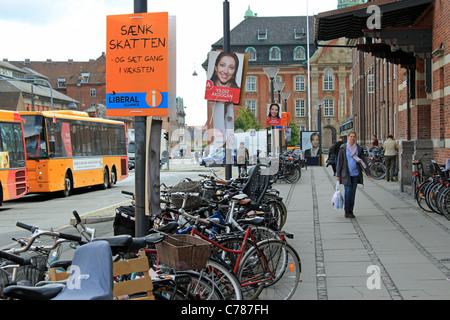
[22,115,47,158]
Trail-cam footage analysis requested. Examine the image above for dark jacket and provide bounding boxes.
[336,143,369,186]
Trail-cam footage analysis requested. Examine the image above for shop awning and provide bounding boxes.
[314,0,435,42]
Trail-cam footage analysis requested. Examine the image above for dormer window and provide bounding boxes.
[269,47,281,61]
[80,72,90,83]
[245,47,257,61]
[294,28,306,39]
[294,46,306,60]
[258,29,267,40]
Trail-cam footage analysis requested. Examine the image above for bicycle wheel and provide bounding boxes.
[237,239,301,300]
[175,270,225,300]
[416,180,433,212]
[264,199,287,230]
[433,183,448,215]
[204,258,243,300]
[424,181,441,214]
[152,278,199,300]
[438,187,450,221]
[426,182,443,214]
[370,162,386,180]
[283,165,301,184]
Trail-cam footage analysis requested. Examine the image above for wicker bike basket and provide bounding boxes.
[155,234,210,271]
[169,179,202,211]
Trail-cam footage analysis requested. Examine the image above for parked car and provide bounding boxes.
[200,148,236,167]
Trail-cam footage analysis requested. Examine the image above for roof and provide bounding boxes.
[0,77,78,103]
[314,0,435,41]
[7,54,106,88]
[213,16,315,47]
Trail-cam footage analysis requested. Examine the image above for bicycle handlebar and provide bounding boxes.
[15,221,83,248]
[0,250,32,266]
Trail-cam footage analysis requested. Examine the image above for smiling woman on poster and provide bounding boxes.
[266,103,282,126]
[205,51,244,104]
[210,52,240,88]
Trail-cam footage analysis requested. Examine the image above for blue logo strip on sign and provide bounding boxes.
[107,92,168,109]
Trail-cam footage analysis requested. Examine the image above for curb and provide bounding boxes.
[69,200,133,225]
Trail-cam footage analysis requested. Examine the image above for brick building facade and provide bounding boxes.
[315,0,448,192]
[206,12,354,150]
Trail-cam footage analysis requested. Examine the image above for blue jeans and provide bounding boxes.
[344,175,359,212]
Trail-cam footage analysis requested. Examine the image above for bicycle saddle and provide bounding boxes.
[148,221,179,234]
[4,283,65,300]
[93,234,133,248]
[236,217,265,226]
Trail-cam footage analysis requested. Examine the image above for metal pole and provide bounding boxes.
[306,0,311,131]
[223,0,232,180]
[134,0,149,237]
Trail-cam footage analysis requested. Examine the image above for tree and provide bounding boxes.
[286,122,300,147]
[234,106,261,132]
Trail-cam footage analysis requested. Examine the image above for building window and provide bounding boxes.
[323,98,334,117]
[323,69,334,91]
[269,47,281,61]
[245,100,257,116]
[295,99,306,117]
[57,78,66,88]
[367,74,374,93]
[90,88,96,97]
[294,76,306,91]
[80,72,90,83]
[258,29,267,40]
[245,47,257,61]
[246,76,257,92]
[294,28,306,39]
[293,46,306,60]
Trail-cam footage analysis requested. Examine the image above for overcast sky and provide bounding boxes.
[0,0,339,126]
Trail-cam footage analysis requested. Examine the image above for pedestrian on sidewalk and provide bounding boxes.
[326,144,336,175]
[336,131,371,218]
[383,134,397,182]
[236,141,249,176]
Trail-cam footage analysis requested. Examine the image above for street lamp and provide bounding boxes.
[264,67,280,103]
[281,92,291,112]
[274,81,285,103]
[263,67,280,156]
[315,99,324,166]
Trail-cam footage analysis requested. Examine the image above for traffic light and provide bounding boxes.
[164,132,169,141]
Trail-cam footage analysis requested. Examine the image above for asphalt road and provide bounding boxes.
[0,160,216,249]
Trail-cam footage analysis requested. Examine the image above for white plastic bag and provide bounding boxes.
[331,181,344,210]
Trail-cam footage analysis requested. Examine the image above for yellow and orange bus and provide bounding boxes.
[20,110,128,197]
[0,110,28,204]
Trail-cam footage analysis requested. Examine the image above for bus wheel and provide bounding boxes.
[63,175,72,197]
[108,169,117,188]
[101,169,109,190]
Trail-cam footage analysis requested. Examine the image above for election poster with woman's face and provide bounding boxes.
[205,51,244,104]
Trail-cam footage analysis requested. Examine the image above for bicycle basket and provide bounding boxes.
[169,179,202,210]
[155,234,210,271]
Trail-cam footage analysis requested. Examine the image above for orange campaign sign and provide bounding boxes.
[281,112,291,129]
[106,12,168,117]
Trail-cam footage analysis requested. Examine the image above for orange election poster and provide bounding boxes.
[106,12,168,117]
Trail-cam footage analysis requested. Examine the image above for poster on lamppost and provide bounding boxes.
[106,12,169,117]
[266,103,282,126]
[205,50,245,105]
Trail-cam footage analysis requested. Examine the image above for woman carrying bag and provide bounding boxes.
[336,131,371,219]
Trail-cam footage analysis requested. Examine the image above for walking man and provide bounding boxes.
[336,131,371,218]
